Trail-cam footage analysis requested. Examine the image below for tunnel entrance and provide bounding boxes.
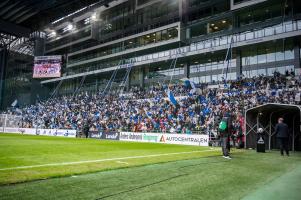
[245,103,301,151]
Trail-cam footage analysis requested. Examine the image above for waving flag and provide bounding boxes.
[182,78,196,89]
[167,90,178,106]
[182,78,198,95]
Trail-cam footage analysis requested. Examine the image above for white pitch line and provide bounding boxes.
[116,161,129,165]
[0,149,219,171]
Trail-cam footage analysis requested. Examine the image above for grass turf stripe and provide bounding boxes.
[0,149,219,171]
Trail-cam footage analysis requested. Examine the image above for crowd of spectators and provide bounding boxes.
[4,71,301,139]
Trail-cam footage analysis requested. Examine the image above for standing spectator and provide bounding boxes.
[219,112,233,159]
[83,121,90,138]
[275,117,289,156]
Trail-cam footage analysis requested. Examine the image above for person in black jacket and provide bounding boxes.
[275,117,289,156]
[219,112,233,159]
[83,121,90,138]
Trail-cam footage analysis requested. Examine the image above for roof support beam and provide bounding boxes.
[0,19,31,37]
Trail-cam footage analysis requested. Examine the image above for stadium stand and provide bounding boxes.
[4,72,300,140]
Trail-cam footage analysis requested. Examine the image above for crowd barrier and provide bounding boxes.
[0,127,76,138]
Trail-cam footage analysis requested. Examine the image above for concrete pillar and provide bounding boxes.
[31,33,46,104]
[126,70,131,91]
[0,48,8,108]
[138,68,145,88]
[179,0,188,24]
[293,39,300,69]
[179,0,189,41]
[236,50,242,78]
[184,62,190,78]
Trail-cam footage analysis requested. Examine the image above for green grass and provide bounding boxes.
[0,133,219,185]
[0,133,300,200]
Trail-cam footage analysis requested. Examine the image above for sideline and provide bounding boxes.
[0,149,219,171]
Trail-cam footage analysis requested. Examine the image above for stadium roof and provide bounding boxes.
[0,0,113,36]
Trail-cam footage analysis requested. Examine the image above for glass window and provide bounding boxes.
[285,23,293,32]
[254,30,263,38]
[212,61,218,70]
[205,41,211,48]
[246,32,254,40]
[228,72,237,80]
[208,19,232,34]
[220,36,228,45]
[275,25,283,34]
[285,49,294,60]
[258,68,266,76]
[205,75,211,83]
[266,47,275,63]
[258,48,266,64]
[249,49,257,65]
[197,42,204,50]
[264,27,274,36]
[275,46,284,61]
[218,61,225,69]
[156,31,162,42]
[167,28,178,39]
[284,41,294,60]
[267,68,276,76]
[190,44,197,51]
[277,66,286,74]
[190,24,207,37]
[212,75,218,82]
[161,30,168,40]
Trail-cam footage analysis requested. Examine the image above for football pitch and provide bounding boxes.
[0,134,300,200]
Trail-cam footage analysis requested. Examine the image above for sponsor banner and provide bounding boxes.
[160,134,209,146]
[36,129,76,137]
[0,127,76,138]
[90,131,101,139]
[17,128,36,135]
[120,132,208,146]
[100,132,119,140]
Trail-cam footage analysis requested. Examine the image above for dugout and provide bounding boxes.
[245,103,301,151]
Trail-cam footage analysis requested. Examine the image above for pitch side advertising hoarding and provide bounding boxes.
[0,127,76,138]
[101,132,120,140]
[90,131,120,140]
[119,132,209,146]
[35,129,76,137]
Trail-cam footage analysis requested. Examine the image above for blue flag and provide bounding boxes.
[167,90,178,106]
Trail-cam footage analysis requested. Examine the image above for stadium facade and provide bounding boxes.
[3,0,301,107]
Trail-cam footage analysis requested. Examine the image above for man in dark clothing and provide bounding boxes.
[219,113,232,159]
[83,121,90,138]
[275,117,289,156]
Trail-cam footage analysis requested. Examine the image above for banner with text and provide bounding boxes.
[0,127,76,138]
[119,132,208,146]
